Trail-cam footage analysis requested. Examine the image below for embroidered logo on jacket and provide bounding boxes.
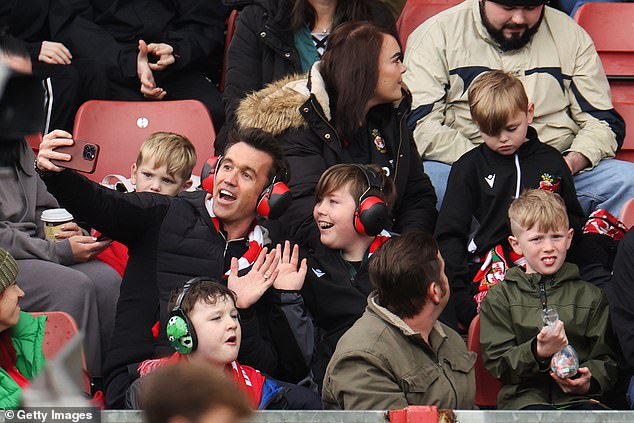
[539,173,561,192]
[484,174,496,188]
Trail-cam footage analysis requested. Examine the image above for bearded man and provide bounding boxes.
[403,0,632,217]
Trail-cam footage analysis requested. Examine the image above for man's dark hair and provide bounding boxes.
[141,361,252,423]
[369,232,441,318]
[168,279,237,317]
[225,127,289,183]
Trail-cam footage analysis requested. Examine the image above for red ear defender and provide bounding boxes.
[352,165,389,237]
[257,180,291,219]
[200,156,221,193]
[354,196,389,236]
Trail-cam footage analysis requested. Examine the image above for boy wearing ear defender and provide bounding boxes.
[273,164,396,388]
[36,127,312,409]
[134,279,320,410]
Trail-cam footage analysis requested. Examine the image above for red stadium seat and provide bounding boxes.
[397,0,463,49]
[29,311,91,393]
[72,100,215,183]
[613,96,634,163]
[467,314,501,408]
[574,2,634,78]
[219,9,239,93]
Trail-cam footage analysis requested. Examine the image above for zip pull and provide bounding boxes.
[539,277,548,311]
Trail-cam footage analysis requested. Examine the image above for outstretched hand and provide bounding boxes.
[272,241,307,291]
[228,247,279,309]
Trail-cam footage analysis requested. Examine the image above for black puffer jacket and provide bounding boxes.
[236,64,438,248]
[44,170,312,406]
[221,0,395,148]
[300,243,374,387]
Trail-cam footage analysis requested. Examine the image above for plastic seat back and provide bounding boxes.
[397,0,463,49]
[574,2,634,78]
[467,314,501,408]
[72,100,215,183]
[29,311,91,393]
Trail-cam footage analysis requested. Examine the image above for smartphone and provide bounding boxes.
[50,140,100,174]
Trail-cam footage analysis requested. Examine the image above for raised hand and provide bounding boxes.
[228,247,279,309]
[272,241,307,291]
[36,129,74,172]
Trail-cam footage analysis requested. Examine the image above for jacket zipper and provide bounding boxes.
[435,356,459,407]
[538,276,554,404]
[514,153,521,198]
[394,112,405,182]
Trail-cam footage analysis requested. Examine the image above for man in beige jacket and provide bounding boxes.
[404,0,632,216]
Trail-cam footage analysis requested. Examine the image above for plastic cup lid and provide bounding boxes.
[41,208,74,223]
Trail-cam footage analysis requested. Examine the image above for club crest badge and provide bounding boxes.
[539,173,561,192]
[372,129,386,154]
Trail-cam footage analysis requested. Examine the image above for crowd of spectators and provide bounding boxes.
[1,0,634,414]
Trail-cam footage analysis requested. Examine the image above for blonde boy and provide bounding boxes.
[435,70,585,329]
[130,132,197,196]
[480,189,618,410]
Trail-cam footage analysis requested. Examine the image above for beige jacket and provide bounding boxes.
[322,293,476,410]
[403,0,623,167]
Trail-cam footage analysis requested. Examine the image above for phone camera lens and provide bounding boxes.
[83,145,96,161]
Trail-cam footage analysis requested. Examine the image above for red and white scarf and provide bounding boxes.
[368,230,392,257]
[205,196,266,276]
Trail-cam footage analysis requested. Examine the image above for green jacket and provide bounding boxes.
[480,263,618,409]
[322,292,476,410]
[0,312,46,409]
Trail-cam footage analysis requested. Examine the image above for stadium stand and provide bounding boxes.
[396,0,463,48]
[72,100,215,183]
[574,2,634,79]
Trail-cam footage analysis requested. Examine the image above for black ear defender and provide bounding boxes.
[166,277,208,354]
[353,165,389,237]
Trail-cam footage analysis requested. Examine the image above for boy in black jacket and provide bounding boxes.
[435,70,586,330]
[273,163,396,387]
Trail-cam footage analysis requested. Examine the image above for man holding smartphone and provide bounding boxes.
[35,127,312,409]
[0,48,121,381]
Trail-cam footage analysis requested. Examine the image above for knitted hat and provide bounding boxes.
[489,0,548,5]
[0,248,18,293]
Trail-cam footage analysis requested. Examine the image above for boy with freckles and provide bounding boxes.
[480,189,619,409]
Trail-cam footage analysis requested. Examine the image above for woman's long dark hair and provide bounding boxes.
[290,0,374,31]
[320,21,399,144]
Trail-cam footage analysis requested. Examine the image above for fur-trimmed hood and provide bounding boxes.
[236,62,331,136]
[236,61,411,137]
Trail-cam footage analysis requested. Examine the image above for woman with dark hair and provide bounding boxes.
[236,21,438,248]
[219,0,395,150]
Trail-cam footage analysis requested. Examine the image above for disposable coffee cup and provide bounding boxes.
[41,208,74,241]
